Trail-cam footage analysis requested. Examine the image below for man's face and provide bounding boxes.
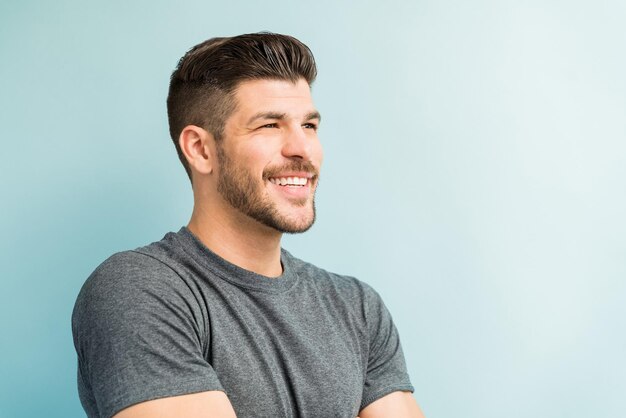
[215,78,323,233]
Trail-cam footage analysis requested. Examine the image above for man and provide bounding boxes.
[72,33,425,418]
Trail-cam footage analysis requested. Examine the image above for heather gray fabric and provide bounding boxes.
[72,227,413,418]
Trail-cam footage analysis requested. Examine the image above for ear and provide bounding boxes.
[178,125,215,176]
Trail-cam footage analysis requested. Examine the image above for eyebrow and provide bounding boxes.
[246,111,322,125]
[305,111,322,122]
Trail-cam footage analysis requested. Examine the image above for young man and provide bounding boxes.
[72,33,425,418]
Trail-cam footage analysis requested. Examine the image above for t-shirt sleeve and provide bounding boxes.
[360,284,414,411]
[72,251,223,418]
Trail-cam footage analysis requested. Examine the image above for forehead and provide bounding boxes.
[231,78,316,120]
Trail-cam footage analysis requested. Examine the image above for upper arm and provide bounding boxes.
[113,391,237,418]
[73,252,223,418]
[360,285,414,409]
[359,391,425,418]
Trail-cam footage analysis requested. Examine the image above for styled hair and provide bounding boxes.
[167,32,318,180]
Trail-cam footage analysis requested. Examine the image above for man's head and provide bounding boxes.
[168,33,322,234]
[167,32,318,180]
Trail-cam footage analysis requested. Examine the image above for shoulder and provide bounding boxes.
[72,232,198,335]
[76,250,178,304]
[76,232,187,303]
[71,242,208,353]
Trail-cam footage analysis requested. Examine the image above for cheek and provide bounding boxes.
[246,149,276,175]
[234,142,269,164]
[302,130,323,164]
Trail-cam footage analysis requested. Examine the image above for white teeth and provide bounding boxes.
[269,177,309,186]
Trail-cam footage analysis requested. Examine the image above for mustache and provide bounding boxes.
[263,160,319,179]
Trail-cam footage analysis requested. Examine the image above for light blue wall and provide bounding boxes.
[1,1,625,417]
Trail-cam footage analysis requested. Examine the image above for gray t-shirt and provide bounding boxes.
[72,227,413,418]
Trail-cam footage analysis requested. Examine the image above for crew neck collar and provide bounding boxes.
[174,226,298,293]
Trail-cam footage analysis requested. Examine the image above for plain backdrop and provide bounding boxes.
[1,1,625,417]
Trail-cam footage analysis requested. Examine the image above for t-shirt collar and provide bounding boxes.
[175,226,298,293]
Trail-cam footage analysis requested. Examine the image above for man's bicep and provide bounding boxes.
[359,391,425,418]
[113,391,237,418]
[360,284,414,409]
[73,252,224,417]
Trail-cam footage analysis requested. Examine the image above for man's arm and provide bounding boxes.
[359,391,425,418]
[113,391,237,418]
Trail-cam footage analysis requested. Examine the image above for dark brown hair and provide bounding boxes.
[167,32,318,180]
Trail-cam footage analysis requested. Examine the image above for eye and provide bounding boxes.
[259,123,278,129]
[303,122,318,130]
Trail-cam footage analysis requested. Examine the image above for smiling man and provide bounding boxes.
[72,33,425,418]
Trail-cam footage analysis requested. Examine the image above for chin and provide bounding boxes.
[267,208,316,234]
[280,220,315,234]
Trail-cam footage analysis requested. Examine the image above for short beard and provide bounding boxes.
[216,145,317,234]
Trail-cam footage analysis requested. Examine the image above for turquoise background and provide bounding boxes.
[1,1,625,417]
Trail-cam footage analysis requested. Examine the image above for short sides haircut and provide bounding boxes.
[167,32,318,180]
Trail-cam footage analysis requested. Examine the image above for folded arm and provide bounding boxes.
[113,391,237,418]
[114,390,424,418]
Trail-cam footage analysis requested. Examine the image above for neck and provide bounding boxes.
[187,201,284,278]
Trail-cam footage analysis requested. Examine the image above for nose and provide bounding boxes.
[281,124,313,160]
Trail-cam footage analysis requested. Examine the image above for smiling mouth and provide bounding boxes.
[268,176,310,187]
